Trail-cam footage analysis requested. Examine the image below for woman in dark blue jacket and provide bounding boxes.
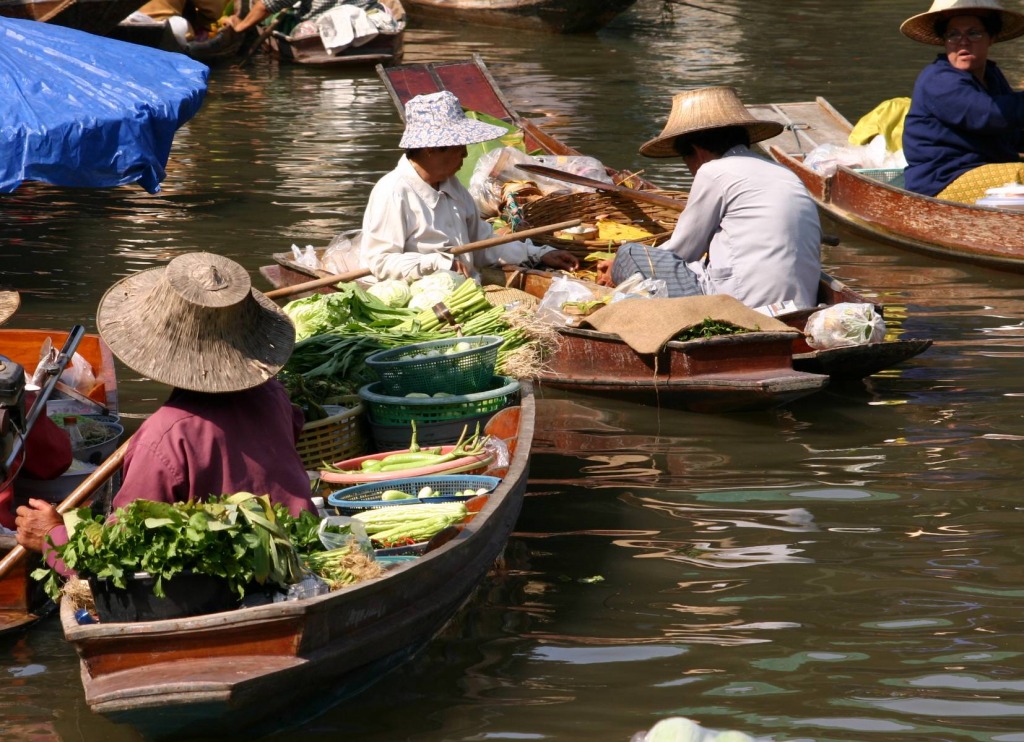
[901,0,1024,202]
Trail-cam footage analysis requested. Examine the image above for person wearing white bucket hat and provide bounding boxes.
[15,253,317,564]
[901,0,1024,202]
[359,91,579,281]
[599,87,822,311]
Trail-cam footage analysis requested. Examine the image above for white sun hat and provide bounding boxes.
[398,91,508,149]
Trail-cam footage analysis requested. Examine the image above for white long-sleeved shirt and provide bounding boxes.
[360,155,552,281]
[660,145,822,309]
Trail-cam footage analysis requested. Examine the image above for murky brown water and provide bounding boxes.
[5,1,1024,739]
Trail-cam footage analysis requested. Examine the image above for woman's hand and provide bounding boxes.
[596,259,616,287]
[15,499,63,554]
[539,250,579,272]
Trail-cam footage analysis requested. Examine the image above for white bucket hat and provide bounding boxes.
[639,86,784,159]
[398,91,508,149]
[96,252,295,393]
[900,0,1024,45]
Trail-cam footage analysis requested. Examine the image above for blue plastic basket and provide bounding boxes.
[327,474,501,512]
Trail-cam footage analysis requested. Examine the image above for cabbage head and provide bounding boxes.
[408,289,449,313]
[366,279,411,308]
[409,269,465,298]
[282,293,352,341]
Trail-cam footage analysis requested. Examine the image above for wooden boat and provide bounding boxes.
[0,0,145,35]
[265,0,406,66]
[108,18,250,63]
[748,98,1024,272]
[401,0,637,33]
[58,393,532,738]
[0,328,118,638]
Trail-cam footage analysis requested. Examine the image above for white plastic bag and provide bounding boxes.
[321,230,363,275]
[318,514,373,553]
[535,274,608,326]
[611,272,668,302]
[804,302,885,349]
[290,244,321,270]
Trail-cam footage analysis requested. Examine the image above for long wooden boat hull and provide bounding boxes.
[60,391,533,738]
[535,326,829,413]
[402,0,636,33]
[0,0,145,35]
[749,98,1024,272]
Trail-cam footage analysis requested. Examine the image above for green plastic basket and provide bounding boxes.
[358,376,521,426]
[854,167,905,189]
[364,335,503,396]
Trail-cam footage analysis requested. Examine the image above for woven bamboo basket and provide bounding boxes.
[295,396,369,470]
[515,190,686,259]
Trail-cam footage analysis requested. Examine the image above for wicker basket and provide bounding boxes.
[295,398,369,470]
[515,190,686,258]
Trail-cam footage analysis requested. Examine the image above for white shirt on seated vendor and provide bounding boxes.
[360,91,578,281]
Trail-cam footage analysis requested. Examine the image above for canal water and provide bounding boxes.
[4,1,1024,739]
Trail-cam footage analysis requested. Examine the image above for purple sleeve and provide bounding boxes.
[42,524,71,577]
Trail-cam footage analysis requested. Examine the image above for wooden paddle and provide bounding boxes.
[517,163,841,247]
[0,437,131,582]
[263,218,582,300]
[237,2,299,67]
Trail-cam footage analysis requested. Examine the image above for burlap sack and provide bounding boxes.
[581,295,797,354]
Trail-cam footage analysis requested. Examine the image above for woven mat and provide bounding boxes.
[582,295,796,354]
[483,285,539,309]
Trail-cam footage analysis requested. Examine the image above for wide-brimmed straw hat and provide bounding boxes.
[0,291,19,326]
[900,0,1024,45]
[639,86,784,158]
[96,252,295,393]
[398,91,508,149]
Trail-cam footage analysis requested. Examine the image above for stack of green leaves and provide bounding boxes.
[35,493,309,601]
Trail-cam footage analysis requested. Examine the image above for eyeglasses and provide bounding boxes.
[943,29,987,43]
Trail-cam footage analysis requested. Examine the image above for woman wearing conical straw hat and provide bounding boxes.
[360,91,579,282]
[0,291,73,532]
[15,253,317,563]
[598,86,822,312]
[901,0,1024,202]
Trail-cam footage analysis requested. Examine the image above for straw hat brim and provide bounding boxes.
[96,265,295,393]
[900,6,1024,45]
[639,120,784,159]
[0,291,19,326]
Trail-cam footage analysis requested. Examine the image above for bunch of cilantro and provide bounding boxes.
[34,493,325,602]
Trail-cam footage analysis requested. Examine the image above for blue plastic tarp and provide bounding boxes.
[0,17,210,194]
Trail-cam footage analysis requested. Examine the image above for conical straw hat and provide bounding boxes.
[639,86,784,158]
[0,291,19,326]
[900,0,1024,45]
[96,252,295,393]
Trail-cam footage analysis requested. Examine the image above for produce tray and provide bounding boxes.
[365,335,502,396]
[327,475,501,512]
[318,445,495,486]
[359,376,521,426]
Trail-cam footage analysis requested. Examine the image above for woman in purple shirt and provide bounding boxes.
[901,0,1024,202]
[15,253,316,564]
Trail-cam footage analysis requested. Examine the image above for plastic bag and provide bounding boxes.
[803,136,906,177]
[804,302,885,349]
[630,716,756,742]
[291,244,321,270]
[273,573,331,602]
[322,230,363,275]
[611,272,668,302]
[318,514,373,553]
[535,274,610,326]
[469,147,614,217]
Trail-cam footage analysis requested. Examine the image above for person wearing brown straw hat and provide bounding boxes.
[0,291,74,533]
[15,253,316,561]
[600,86,821,311]
[360,90,579,282]
[901,0,1024,202]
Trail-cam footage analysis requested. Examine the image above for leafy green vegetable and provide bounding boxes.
[33,494,308,601]
[282,293,353,342]
[674,318,752,341]
[366,279,412,308]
